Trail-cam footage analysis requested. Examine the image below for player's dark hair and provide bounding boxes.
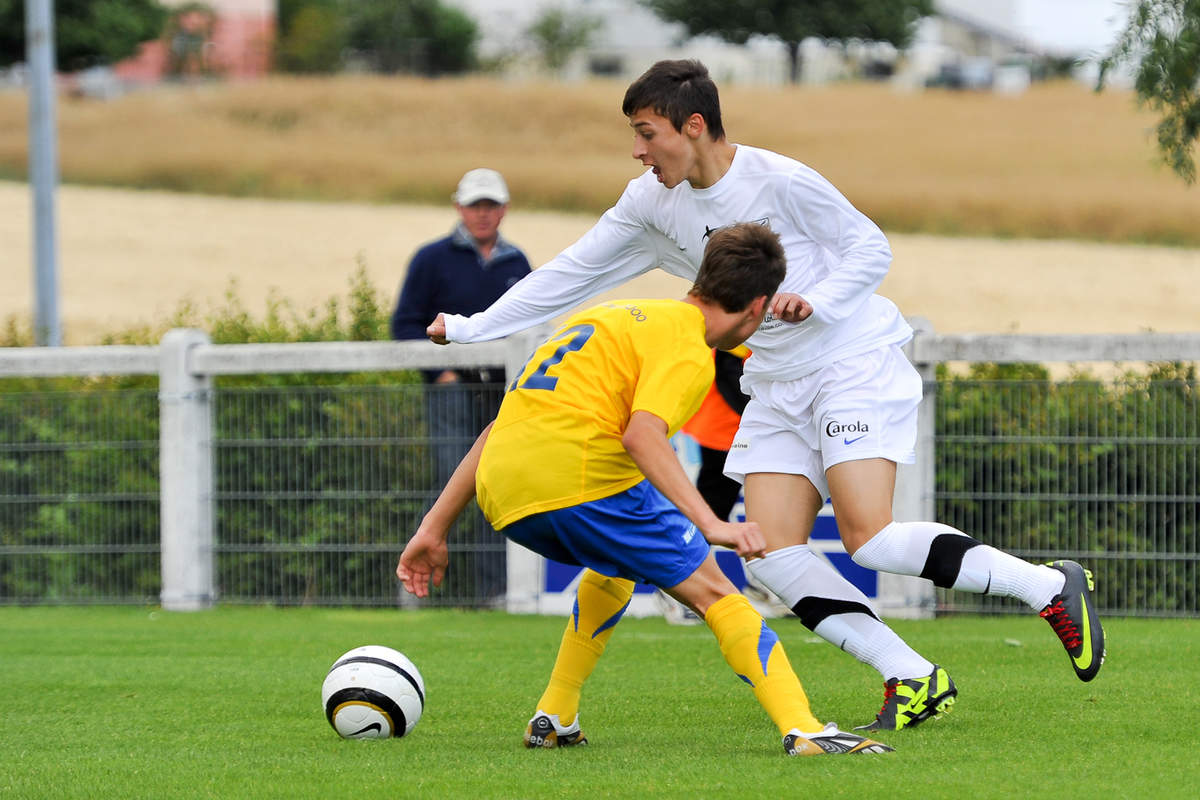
[690,223,785,312]
[622,59,725,140]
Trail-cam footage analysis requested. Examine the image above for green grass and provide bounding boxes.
[1,607,1195,799]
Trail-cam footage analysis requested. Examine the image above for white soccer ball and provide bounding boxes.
[321,645,426,739]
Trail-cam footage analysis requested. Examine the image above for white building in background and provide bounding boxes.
[445,0,1123,88]
[903,0,1128,89]
[445,0,790,84]
[901,0,1035,90]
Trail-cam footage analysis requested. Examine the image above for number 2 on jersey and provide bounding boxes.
[511,324,595,392]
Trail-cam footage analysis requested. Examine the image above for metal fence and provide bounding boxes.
[0,379,508,607]
[932,372,1198,617]
[213,382,506,606]
[0,387,160,604]
[1,327,1197,616]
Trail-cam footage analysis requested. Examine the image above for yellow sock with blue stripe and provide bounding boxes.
[536,570,634,723]
[705,593,823,735]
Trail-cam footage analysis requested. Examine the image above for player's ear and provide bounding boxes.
[684,112,705,139]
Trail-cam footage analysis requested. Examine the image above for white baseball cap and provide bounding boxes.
[454,168,510,205]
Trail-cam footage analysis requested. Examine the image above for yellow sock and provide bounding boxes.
[705,593,823,735]
[536,570,635,723]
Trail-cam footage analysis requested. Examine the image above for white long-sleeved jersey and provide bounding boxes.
[443,144,912,383]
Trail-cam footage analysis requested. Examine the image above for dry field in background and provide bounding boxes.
[1,76,1199,245]
[3,180,1198,346]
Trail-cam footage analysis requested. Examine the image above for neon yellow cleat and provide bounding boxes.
[856,664,957,731]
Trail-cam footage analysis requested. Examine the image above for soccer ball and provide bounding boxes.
[321,645,426,739]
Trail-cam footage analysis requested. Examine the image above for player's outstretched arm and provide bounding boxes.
[622,411,765,559]
[441,211,660,343]
[397,422,494,595]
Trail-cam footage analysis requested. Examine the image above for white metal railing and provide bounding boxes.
[908,327,1200,363]
[12,325,1197,379]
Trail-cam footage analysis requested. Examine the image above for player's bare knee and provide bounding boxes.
[842,521,893,557]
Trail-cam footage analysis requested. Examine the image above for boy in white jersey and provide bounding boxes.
[427,60,1105,733]
[399,224,891,756]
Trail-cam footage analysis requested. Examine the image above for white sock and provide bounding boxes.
[747,544,934,680]
[851,521,1067,611]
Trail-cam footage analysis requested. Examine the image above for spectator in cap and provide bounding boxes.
[391,168,532,605]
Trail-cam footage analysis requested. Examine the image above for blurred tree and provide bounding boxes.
[277,0,320,34]
[526,6,601,76]
[0,0,168,71]
[342,0,478,75]
[640,0,933,83]
[1099,0,1200,185]
[276,2,346,73]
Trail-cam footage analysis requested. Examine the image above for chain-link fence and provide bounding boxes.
[0,381,508,607]
[213,382,505,606]
[934,370,1198,616]
[0,387,160,604]
[1,348,1196,616]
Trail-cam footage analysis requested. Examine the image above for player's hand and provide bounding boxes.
[396,528,449,598]
[703,520,766,560]
[770,292,812,323]
[427,313,449,345]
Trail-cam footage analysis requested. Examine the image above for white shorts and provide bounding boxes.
[723,344,921,501]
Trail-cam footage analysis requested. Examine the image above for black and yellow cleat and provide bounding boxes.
[1041,560,1106,682]
[856,664,957,731]
[783,724,894,756]
[523,711,588,749]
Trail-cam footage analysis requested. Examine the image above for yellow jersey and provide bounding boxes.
[477,299,713,529]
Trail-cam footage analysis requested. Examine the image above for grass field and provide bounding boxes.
[1,77,1199,246]
[2,607,1195,799]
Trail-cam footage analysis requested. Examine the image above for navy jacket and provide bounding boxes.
[391,225,531,380]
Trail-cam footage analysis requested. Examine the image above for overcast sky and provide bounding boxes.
[1015,0,1129,54]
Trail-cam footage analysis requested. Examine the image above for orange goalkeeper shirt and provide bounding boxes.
[681,345,749,451]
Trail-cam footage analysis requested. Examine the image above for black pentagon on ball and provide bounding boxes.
[324,687,408,738]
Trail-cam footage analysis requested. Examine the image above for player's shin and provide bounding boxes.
[705,593,822,735]
[747,544,934,680]
[535,570,634,723]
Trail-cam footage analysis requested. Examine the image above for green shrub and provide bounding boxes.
[935,361,1198,613]
[276,3,346,74]
[0,265,430,603]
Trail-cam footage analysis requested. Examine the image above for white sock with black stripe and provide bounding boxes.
[747,544,934,680]
[851,521,1065,611]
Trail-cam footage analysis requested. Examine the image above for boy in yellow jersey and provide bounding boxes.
[397,223,892,757]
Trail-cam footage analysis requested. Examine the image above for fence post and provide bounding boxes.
[501,326,551,613]
[159,328,215,611]
[883,317,938,618]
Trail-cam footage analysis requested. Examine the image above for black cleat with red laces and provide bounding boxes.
[1041,560,1106,682]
